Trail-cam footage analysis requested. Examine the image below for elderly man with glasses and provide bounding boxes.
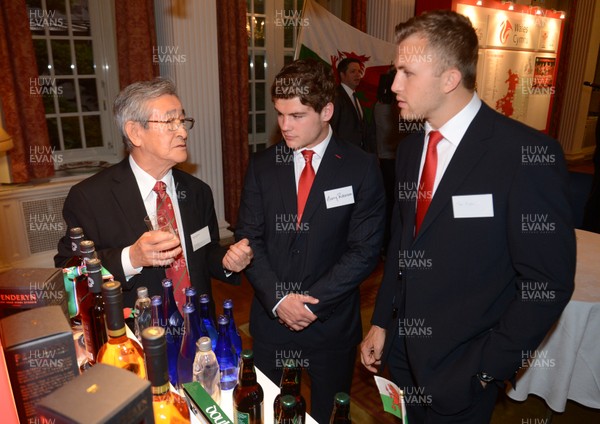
[56,78,252,308]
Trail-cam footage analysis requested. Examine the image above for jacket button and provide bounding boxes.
[292,249,300,254]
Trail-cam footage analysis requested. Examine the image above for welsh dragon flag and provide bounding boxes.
[295,0,397,120]
[374,375,408,422]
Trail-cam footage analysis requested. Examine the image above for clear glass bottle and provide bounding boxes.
[192,336,221,404]
[142,326,191,424]
[162,279,184,388]
[177,303,206,388]
[223,298,243,358]
[96,281,146,378]
[233,349,264,423]
[134,286,152,340]
[199,294,218,350]
[276,395,298,424]
[79,257,108,371]
[215,314,238,390]
[329,392,352,423]
[151,295,163,327]
[273,359,306,422]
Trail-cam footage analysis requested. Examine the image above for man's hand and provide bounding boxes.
[276,293,319,331]
[360,325,386,373]
[222,238,254,272]
[130,231,182,268]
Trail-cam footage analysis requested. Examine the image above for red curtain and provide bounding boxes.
[351,0,367,31]
[216,0,249,228]
[115,0,159,89]
[0,0,53,183]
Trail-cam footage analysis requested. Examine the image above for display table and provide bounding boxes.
[506,229,600,411]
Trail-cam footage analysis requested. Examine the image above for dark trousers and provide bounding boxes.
[388,335,498,424]
[253,340,356,424]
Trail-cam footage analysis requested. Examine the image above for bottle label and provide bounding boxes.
[236,411,250,424]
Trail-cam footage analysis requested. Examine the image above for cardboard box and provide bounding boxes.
[0,340,19,424]
[0,268,69,320]
[37,363,154,423]
[0,305,79,422]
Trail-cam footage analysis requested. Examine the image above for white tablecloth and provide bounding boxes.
[507,230,600,411]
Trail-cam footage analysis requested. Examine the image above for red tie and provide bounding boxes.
[415,131,444,235]
[297,150,315,224]
[153,181,190,312]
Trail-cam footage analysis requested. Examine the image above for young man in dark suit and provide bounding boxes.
[360,10,576,423]
[236,59,385,422]
[55,79,252,308]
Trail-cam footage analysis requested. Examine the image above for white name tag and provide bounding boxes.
[452,194,494,218]
[324,186,355,209]
[191,226,211,251]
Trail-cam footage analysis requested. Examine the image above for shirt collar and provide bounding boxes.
[425,92,482,146]
[129,155,174,201]
[293,126,333,160]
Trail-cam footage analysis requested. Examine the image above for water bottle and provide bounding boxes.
[134,286,152,340]
[177,303,206,388]
[162,279,184,388]
[223,298,243,358]
[199,294,218,350]
[150,295,163,327]
[215,314,238,390]
[193,336,221,404]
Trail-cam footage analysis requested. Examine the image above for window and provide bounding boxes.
[27,0,121,166]
[247,0,304,154]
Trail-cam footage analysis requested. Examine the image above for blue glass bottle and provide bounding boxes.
[162,279,184,388]
[186,287,210,340]
[215,315,238,390]
[223,299,243,358]
[199,294,218,350]
[177,303,206,388]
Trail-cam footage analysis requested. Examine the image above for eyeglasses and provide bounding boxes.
[145,117,195,131]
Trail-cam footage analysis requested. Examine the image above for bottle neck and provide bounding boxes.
[88,271,102,294]
[240,359,258,386]
[281,369,301,394]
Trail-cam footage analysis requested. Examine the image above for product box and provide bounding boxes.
[0,340,19,424]
[0,305,79,423]
[0,268,69,320]
[183,382,233,424]
[37,363,154,423]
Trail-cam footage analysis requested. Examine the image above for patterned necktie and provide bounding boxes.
[415,131,444,235]
[153,181,190,312]
[352,92,363,120]
[297,150,315,225]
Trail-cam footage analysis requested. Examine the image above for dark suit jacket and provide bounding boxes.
[55,158,237,307]
[330,85,376,153]
[236,136,385,348]
[372,102,576,414]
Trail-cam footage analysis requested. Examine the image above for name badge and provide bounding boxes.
[324,186,355,209]
[191,226,211,251]
[452,194,494,218]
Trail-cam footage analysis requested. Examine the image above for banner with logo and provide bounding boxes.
[295,0,396,119]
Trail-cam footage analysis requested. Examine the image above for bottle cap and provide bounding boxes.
[241,349,253,360]
[137,286,148,298]
[183,303,196,314]
[86,257,102,273]
[80,240,95,254]
[69,227,84,238]
[217,314,229,326]
[281,394,297,409]
[223,299,233,309]
[334,392,350,406]
[199,294,210,304]
[185,286,197,297]
[141,327,168,388]
[151,295,162,306]
[101,281,125,334]
[161,278,173,288]
[197,336,212,352]
[141,326,166,352]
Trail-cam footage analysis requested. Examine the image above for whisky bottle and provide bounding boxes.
[329,392,352,423]
[233,349,264,424]
[142,326,191,423]
[96,281,146,378]
[79,257,108,370]
[73,240,97,320]
[64,226,85,267]
[273,359,305,422]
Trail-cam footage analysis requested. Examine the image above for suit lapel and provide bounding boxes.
[414,106,494,242]
[110,159,148,236]
[173,173,194,259]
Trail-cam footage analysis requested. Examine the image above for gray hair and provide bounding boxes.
[113,78,178,150]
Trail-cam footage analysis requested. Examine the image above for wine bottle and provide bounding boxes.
[329,392,352,423]
[276,395,298,424]
[96,281,146,378]
[142,326,191,423]
[273,359,305,422]
[162,279,184,388]
[223,298,243,358]
[134,286,152,340]
[177,303,206,388]
[79,257,108,370]
[199,294,218,349]
[233,349,264,423]
[215,315,238,390]
[193,336,221,404]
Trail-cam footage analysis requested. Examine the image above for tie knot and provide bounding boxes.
[302,150,315,163]
[428,130,444,148]
[153,181,167,196]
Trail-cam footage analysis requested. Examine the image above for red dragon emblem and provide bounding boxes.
[499,20,513,44]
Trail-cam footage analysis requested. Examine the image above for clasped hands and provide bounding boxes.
[276,293,319,332]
